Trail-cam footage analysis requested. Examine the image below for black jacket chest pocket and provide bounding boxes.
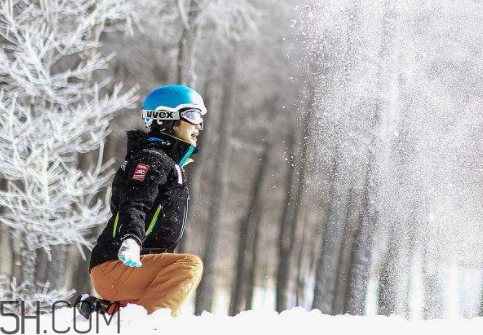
[157,166,188,208]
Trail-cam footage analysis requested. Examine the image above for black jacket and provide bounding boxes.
[89,130,197,271]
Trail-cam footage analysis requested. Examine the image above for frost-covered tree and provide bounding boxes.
[0,0,137,309]
[139,0,259,86]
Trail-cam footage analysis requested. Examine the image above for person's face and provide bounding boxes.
[173,120,202,146]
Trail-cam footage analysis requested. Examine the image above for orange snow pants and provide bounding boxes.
[90,253,203,317]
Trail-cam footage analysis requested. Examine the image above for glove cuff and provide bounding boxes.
[120,234,142,246]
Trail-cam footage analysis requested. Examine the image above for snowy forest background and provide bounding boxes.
[0,0,483,320]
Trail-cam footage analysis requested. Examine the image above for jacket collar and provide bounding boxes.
[126,130,198,166]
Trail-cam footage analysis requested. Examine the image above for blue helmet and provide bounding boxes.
[141,85,207,128]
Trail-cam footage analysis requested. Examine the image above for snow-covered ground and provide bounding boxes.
[2,305,483,335]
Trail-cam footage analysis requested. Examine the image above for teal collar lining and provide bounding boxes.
[148,134,196,166]
[179,145,195,166]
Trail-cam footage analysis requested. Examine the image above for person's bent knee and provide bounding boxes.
[181,254,203,280]
[184,254,203,268]
[90,263,116,301]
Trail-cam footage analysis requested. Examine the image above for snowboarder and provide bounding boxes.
[78,85,206,318]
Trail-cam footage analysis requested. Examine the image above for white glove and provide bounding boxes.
[118,238,142,267]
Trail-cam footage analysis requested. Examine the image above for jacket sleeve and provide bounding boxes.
[116,150,170,246]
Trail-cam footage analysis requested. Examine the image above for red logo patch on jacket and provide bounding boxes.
[132,163,150,181]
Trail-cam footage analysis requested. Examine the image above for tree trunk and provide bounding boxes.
[312,148,350,314]
[47,246,68,289]
[378,223,415,317]
[9,226,20,284]
[377,244,397,316]
[332,188,361,315]
[229,142,270,315]
[246,206,262,310]
[35,249,48,284]
[276,128,298,312]
[346,0,401,316]
[19,238,38,295]
[0,179,11,277]
[422,238,445,319]
[195,54,237,314]
[276,75,316,312]
[176,0,201,86]
[295,209,309,307]
[344,151,378,315]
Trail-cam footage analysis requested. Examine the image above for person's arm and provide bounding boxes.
[116,150,170,265]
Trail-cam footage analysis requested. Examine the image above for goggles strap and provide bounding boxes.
[141,109,180,121]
